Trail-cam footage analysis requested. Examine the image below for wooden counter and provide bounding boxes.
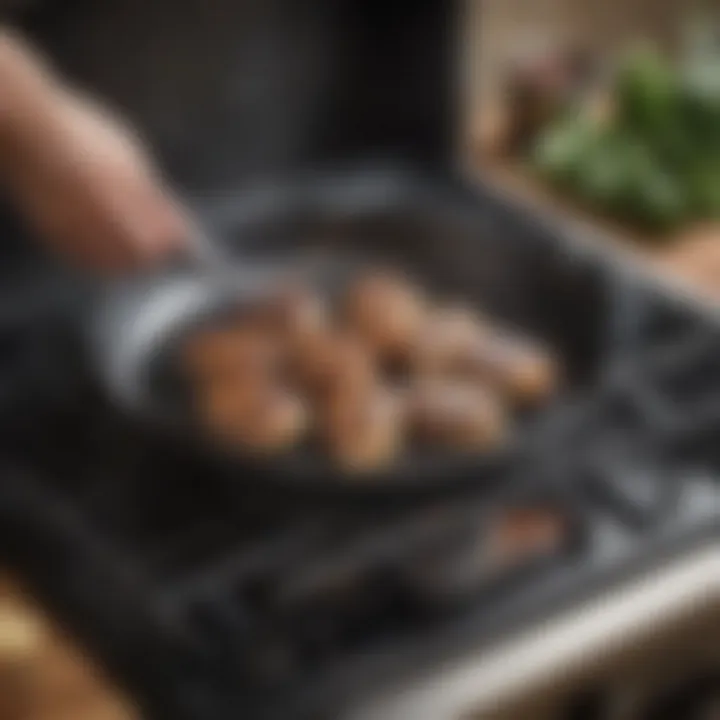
[0,577,136,720]
[474,148,720,304]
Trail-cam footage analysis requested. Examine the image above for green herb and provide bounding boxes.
[530,23,720,236]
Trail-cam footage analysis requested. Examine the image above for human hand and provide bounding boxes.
[4,91,189,274]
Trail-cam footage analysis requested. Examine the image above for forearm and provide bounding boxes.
[0,30,152,174]
[0,29,78,180]
[0,28,185,272]
[0,30,59,124]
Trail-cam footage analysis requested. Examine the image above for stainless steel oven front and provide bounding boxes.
[343,544,720,720]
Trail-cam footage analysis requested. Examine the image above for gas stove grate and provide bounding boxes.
[0,179,718,720]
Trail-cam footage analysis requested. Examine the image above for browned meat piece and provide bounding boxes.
[461,332,558,406]
[183,325,282,381]
[251,283,330,343]
[323,387,406,473]
[413,309,557,406]
[408,379,507,451]
[412,305,487,377]
[196,372,273,435]
[202,381,309,454]
[292,330,377,400]
[345,271,427,363]
[234,390,309,454]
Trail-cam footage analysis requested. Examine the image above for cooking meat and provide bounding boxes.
[413,312,556,407]
[323,388,406,473]
[292,330,377,400]
[462,332,558,406]
[254,283,330,343]
[196,372,274,437]
[182,263,560,474]
[412,305,487,376]
[345,271,427,363]
[237,390,310,454]
[408,379,507,450]
[203,382,309,454]
[183,325,281,380]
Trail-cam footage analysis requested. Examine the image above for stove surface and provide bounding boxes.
[0,204,719,720]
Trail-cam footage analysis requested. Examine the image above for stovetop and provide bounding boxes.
[0,249,718,720]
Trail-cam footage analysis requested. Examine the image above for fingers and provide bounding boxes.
[31,180,190,276]
[7,87,192,275]
[126,189,190,268]
[85,197,189,275]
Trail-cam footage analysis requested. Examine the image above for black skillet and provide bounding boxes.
[87,171,529,495]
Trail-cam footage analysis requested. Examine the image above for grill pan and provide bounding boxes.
[87,167,618,495]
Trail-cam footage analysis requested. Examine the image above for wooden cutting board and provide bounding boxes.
[0,576,136,720]
[473,149,720,302]
[469,102,720,301]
